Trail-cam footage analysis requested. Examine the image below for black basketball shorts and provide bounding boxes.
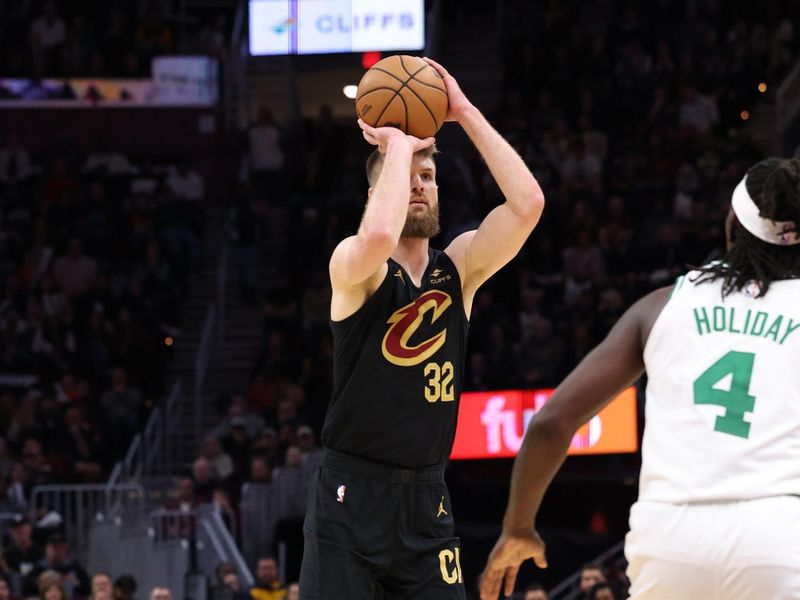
[299,450,467,600]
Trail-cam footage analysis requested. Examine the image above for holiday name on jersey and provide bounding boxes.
[692,306,800,345]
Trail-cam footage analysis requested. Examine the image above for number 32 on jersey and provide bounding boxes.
[425,361,454,402]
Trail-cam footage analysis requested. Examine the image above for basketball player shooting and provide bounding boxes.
[298,58,545,599]
[480,158,800,600]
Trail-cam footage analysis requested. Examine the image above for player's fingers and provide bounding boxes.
[533,550,548,569]
[417,136,436,149]
[422,56,449,77]
[362,130,377,145]
[357,118,375,134]
[503,565,521,598]
[479,569,502,600]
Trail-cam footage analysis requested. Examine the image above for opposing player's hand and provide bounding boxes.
[480,529,547,600]
[357,119,435,154]
[422,57,473,122]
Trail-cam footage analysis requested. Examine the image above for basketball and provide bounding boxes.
[355,55,449,139]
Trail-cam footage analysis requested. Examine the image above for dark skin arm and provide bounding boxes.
[479,286,672,600]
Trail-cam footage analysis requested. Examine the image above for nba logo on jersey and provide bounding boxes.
[742,280,761,298]
[336,484,346,503]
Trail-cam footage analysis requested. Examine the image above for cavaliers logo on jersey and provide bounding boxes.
[381,290,452,366]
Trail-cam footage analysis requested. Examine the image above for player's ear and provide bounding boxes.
[367,187,373,199]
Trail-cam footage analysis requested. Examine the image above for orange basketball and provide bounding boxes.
[355,55,449,139]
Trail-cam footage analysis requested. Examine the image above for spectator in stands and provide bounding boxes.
[588,582,615,600]
[524,583,548,600]
[579,564,606,599]
[61,406,105,483]
[166,162,205,203]
[0,576,10,600]
[99,367,143,460]
[247,107,285,200]
[678,83,719,135]
[248,455,272,485]
[112,574,137,600]
[191,457,216,504]
[4,516,42,576]
[250,428,278,469]
[284,583,299,600]
[0,476,22,517]
[81,140,134,177]
[24,531,90,598]
[0,439,13,481]
[42,157,77,207]
[165,477,195,511]
[295,426,320,464]
[39,579,67,600]
[149,587,171,600]
[273,445,301,480]
[50,239,97,299]
[219,571,247,600]
[249,557,285,600]
[90,573,113,600]
[212,395,264,440]
[28,1,66,75]
[62,15,94,76]
[230,183,259,306]
[200,435,234,481]
[134,5,172,69]
[20,438,54,496]
[0,133,33,188]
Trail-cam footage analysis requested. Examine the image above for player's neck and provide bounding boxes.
[393,237,430,283]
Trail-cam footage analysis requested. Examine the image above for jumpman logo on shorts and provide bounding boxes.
[437,496,448,518]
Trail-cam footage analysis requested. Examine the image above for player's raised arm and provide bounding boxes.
[479,287,670,600]
[329,122,434,292]
[424,58,545,300]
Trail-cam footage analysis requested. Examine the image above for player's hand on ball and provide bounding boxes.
[357,119,435,154]
[422,57,473,122]
[480,529,548,600]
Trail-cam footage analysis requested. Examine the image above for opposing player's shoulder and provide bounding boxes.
[631,285,674,347]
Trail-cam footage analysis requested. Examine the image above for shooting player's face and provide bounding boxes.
[403,155,440,239]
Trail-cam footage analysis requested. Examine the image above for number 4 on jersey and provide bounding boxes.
[692,351,756,439]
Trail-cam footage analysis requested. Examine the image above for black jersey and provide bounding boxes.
[321,248,469,468]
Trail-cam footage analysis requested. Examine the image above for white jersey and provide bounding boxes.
[639,271,800,503]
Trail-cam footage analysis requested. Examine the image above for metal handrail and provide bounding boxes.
[217,240,229,351]
[31,483,147,565]
[195,304,216,445]
[205,504,254,586]
[231,0,246,50]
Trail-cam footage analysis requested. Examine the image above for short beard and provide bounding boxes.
[402,204,440,239]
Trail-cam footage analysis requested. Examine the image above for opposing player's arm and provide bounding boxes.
[480,286,672,600]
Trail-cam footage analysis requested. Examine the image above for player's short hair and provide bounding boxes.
[693,157,800,296]
[365,144,439,187]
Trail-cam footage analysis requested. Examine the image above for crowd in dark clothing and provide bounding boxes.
[0,134,198,531]
[0,0,231,79]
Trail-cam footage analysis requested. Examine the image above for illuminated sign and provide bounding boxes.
[450,387,639,460]
[249,0,425,55]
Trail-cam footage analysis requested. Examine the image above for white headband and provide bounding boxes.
[731,176,800,246]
